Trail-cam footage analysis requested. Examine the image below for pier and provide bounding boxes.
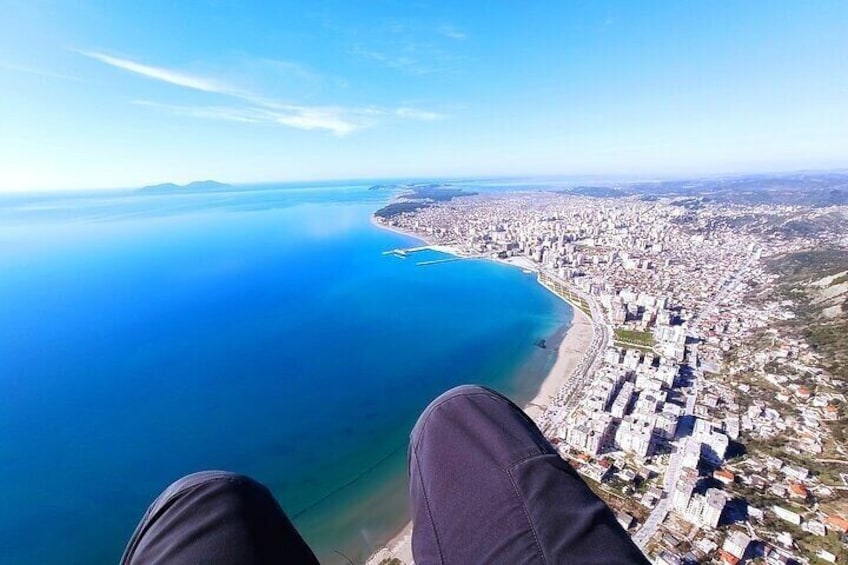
[381,245,432,258]
[383,245,470,266]
[416,257,463,266]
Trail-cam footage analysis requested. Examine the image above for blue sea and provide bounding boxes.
[0,182,571,564]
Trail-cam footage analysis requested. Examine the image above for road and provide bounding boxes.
[534,270,611,433]
[632,252,757,548]
[632,380,699,546]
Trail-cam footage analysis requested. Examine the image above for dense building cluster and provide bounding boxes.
[377,191,848,564]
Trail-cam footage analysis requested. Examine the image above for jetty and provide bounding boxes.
[383,244,472,266]
[416,257,463,266]
[382,245,432,258]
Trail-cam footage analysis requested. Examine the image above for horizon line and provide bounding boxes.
[3,166,848,195]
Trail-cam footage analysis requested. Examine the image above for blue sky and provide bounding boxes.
[1,1,846,191]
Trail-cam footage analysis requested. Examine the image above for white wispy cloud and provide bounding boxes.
[82,51,444,135]
[135,100,443,135]
[78,51,231,94]
[274,110,358,135]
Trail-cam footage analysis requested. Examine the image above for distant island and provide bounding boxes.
[139,180,234,193]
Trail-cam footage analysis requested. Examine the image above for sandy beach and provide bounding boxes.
[522,304,593,421]
[367,218,596,565]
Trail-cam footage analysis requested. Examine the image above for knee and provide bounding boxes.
[162,470,250,494]
[411,385,509,447]
[153,471,268,511]
[429,384,497,407]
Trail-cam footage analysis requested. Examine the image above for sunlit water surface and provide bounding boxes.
[0,183,571,564]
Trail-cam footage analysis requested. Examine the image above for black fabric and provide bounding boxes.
[121,471,318,564]
[408,385,650,565]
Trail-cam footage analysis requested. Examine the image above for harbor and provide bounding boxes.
[383,245,472,266]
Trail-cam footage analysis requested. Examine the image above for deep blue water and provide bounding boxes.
[0,183,571,564]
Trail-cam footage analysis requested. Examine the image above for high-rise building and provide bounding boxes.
[673,467,698,512]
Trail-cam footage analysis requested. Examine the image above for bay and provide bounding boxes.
[0,183,571,564]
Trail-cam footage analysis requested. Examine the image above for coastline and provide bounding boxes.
[369,216,476,258]
[366,217,596,564]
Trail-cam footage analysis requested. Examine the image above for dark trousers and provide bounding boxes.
[122,385,649,564]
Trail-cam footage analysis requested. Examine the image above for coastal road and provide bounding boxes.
[534,270,611,433]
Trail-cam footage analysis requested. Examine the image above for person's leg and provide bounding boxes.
[408,385,649,565]
[121,470,319,565]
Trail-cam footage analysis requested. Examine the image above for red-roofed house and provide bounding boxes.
[714,469,735,485]
[789,483,808,500]
[718,549,740,565]
[824,514,848,534]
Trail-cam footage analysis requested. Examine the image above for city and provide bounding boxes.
[376,185,848,564]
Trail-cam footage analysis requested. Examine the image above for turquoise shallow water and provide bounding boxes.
[0,183,571,564]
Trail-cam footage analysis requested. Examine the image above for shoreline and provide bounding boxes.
[366,217,596,564]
